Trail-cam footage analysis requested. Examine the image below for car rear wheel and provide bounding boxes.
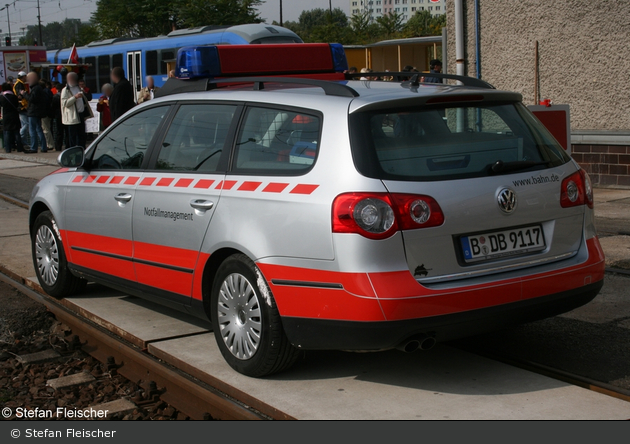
[210,254,299,377]
[32,211,86,298]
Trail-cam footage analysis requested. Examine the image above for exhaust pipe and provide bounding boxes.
[396,339,420,353]
[418,336,436,351]
[396,335,436,353]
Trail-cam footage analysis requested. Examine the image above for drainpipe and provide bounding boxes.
[474,0,481,79]
[454,0,465,78]
[454,0,466,132]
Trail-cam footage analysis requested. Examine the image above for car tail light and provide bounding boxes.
[390,194,445,230]
[332,193,398,240]
[332,192,444,240]
[580,169,594,209]
[560,169,593,208]
[561,169,593,209]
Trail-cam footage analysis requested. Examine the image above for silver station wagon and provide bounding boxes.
[29,44,604,376]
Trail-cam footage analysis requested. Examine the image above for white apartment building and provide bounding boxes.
[350,0,446,23]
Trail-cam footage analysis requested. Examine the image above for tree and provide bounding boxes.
[90,0,262,40]
[177,0,262,28]
[19,19,96,48]
[376,11,405,38]
[90,0,176,38]
[287,8,350,43]
[403,11,446,38]
[349,11,380,45]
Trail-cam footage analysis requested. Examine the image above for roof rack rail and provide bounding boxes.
[345,72,495,89]
[155,76,360,99]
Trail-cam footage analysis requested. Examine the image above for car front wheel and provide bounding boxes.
[32,211,86,298]
[210,254,299,377]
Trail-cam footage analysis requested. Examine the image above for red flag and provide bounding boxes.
[68,44,79,64]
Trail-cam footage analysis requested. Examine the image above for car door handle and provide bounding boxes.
[190,199,214,211]
[114,193,133,203]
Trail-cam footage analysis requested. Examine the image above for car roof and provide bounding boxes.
[146,79,523,113]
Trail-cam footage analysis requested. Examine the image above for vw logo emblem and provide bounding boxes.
[497,188,517,214]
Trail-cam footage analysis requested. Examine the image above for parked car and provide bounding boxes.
[29,45,604,376]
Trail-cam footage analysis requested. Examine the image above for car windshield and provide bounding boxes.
[349,102,571,181]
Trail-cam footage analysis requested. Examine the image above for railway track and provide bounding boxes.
[0,270,282,420]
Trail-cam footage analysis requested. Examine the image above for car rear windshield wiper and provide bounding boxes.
[489,160,550,174]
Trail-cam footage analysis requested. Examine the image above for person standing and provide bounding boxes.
[137,76,159,104]
[20,72,49,153]
[40,81,55,149]
[61,72,92,148]
[109,67,135,122]
[96,83,113,130]
[13,71,29,150]
[422,59,443,84]
[51,82,65,151]
[0,82,23,153]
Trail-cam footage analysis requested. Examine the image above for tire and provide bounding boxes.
[210,254,299,377]
[32,211,86,298]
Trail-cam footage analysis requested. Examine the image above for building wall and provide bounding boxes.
[446,0,630,132]
[350,0,446,22]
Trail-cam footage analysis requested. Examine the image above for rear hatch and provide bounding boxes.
[349,97,583,285]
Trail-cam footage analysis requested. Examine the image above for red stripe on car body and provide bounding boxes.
[84,175,97,184]
[109,176,124,185]
[72,176,84,183]
[125,176,140,185]
[96,176,110,184]
[238,181,263,191]
[194,179,215,189]
[157,178,174,187]
[290,184,319,195]
[140,177,157,186]
[262,183,289,193]
[175,178,195,188]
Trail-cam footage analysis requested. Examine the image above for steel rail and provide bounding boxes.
[0,268,293,420]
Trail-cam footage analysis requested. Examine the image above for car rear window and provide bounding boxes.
[349,102,571,181]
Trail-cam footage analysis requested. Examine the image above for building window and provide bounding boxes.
[412,7,416,11]
[436,5,440,10]
[352,1,357,5]
[403,7,407,11]
[376,8,381,12]
[395,7,400,11]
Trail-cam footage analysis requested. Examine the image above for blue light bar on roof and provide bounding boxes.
[177,46,222,80]
[175,43,350,80]
[329,43,349,73]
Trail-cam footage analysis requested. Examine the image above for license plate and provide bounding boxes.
[460,225,546,263]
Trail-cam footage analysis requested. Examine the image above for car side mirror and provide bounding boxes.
[57,147,85,168]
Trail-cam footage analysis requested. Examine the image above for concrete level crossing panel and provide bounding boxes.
[149,335,630,420]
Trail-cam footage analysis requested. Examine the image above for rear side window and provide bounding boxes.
[349,102,570,181]
[233,107,321,175]
[156,104,236,172]
[91,106,169,170]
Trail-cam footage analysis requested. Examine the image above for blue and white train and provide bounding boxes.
[47,24,303,97]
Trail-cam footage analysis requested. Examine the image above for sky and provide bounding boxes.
[3,0,351,38]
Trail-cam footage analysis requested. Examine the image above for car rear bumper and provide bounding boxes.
[281,279,603,350]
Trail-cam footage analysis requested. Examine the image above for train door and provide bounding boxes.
[126,51,143,102]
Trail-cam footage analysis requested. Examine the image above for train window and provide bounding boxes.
[85,56,97,93]
[160,49,176,75]
[98,55,111,92]
[112,53,123,71]
[146,51,158,76]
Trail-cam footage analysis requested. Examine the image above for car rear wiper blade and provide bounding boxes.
[489,160,550,174]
